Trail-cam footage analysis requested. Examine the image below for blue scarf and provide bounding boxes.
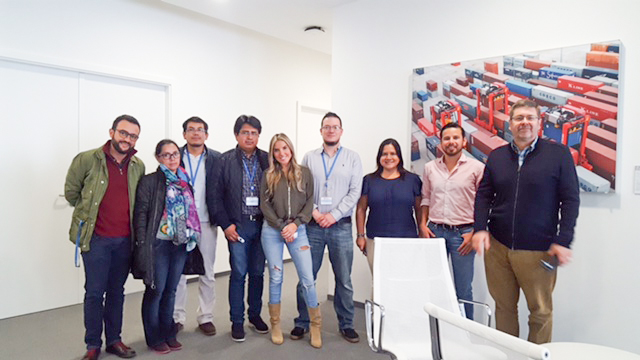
[158,164,201,251]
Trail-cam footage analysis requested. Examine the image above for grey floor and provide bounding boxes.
[0,261,389,360]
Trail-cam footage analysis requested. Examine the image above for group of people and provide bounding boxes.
[66,112,364,360]
[65,99,579,360]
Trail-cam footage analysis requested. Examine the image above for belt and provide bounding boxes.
[430,222,473,231]
[241,214,263,222]
[310,217,351,226]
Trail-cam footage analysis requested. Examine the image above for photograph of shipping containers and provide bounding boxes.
[410,41,620,193]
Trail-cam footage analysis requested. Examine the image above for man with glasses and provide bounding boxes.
[291,112,363,343]
[472,99,580,344]
[65,115,145,360]
[214,115,269,342]
[173,117,221,336]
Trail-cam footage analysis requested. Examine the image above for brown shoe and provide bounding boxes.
[175,322,184,333]
[105,341,137,358]
[81,349,100,360]
[198,322,217,336]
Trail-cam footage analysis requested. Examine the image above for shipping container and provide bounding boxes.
[582,66,619,80]
[484,61,499,74]
[417,90,429,102]
[557,76,604,94]
[450,83,474,98]
[482,72,510,84]
[524,59,552,71]
[539,67,574,81]
[601,119,617,134]
[443,89,451,98]
[532,85,572,106]
[505,79,535,98]
[584,91,617,106]
[503,56,514,67]
[512,56,527,69]
[586,51,619,70]
[551,62,585,78]
[587,126,616,150]
[608,44,620,53]
[453,95,477,120]
[590,44,609,52]
[427,80,438,91]
[465,68,485,81]
[426,136,441,157]
[427,90,438,100]
[415,68,425,75]
[588,75,617,87]
[443,80,454,91]
[576,166,610,193]
[411,135,420,161]
[418,117,437,137]
[513,67,533,80]
[470,131,508,156]
[528,78,558,89]
[585,138,616,187]
[456,77,469,87]
[461,119,479,146]
[470,83,483,95]
[479,106,510,131]
[597,85,618,98]
[567,96,617,120]
[611,81,619,88]
[412,102,424,122]
[470,146,488,163]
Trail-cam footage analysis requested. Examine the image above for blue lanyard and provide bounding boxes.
[321,147,342,189]
[242,157,259,191]
[185,150,204,188]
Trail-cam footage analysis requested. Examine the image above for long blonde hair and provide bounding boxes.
[265,133,304,199]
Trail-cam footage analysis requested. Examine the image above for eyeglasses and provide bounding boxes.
[321,125,342,131]
[511,115,539,122]
[239,130,259,137]
[117,129,139,141]
[186,127,206,134]
[158,152,180,160]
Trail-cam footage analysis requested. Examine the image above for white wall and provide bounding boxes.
[332,0,640,354]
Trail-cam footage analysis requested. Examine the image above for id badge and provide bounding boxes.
[320,196,333,206]
[246,196,259,206]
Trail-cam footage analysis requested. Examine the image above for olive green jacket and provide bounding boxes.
[64,145,145,252]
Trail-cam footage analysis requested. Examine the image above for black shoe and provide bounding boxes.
[289,326,309,340]
[198,322,217,336]
[105,341,137,358]
[174,322,184,333]
[231,323,245,342]
[248,316,269,334]
[340,328,360,343]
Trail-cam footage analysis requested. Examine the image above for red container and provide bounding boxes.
[450,83,474,98]
[585,138,616,186]
[451,62,461,66]
[418,118,436,137]
[524,59,552,71]
[466,75,475,85]
[584,91,617,106]
[456,77,469,87]
[479,106,509,131]
[528,78,558,89]
[586,51,619,70]
[567,96,617,121]
[601,119,617,134]
[427,80,438,91]
[557,76,604,94]
[443,89,451,98]
[587,126,616,150]
[412,102,424,122]
[591,44,608,52]
[598,85,618,98]
[484,61,499,74]
[482,72,510,84]
[470,131,507,155]
[411,135,419,153]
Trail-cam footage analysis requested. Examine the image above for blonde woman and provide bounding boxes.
[259,133,321,348]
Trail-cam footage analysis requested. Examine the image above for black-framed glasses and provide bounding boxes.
[117,129,139,141]
[158,152,180,160]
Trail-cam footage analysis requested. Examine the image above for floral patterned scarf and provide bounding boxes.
[158,164,201,251]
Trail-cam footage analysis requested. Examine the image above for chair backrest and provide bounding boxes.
[372,237,461,359]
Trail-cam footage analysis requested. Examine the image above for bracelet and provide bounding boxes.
[357,233,366,238]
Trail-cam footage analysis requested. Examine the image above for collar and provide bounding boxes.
[102,140,136,164]
[438,152,468,166]
[318,144,342,156]
[511,136,539,154]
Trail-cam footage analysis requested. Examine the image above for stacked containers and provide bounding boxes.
[482,72,510,84]
[598,85,618,97]
[567,96,617,121]
[531,86,573,106]
[587,126,616,150]
[505,80,534,97]
[585,139,616,188]
[586,51,619,70]
[584,91,617,106]
[412,101,424,122]
[551,62,585,78]
[582,66,618,80]
[557,76,604,94]
[539,67,575,82]
[524,59,552,71]
[484,61,499,74]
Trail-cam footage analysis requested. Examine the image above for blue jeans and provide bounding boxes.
[295,221,355,330]
[429,223,475,319]
[261,223,318,307]
[82,235,131,350]
[141,241,188,347]
[228,217,265,324]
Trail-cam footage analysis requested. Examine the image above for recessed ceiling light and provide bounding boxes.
[304,26,325,33]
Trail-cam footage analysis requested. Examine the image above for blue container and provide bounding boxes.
[417,90,429,102]
[465,68,485,80]
[505,79,535,98]
[513,67,533,80]
[425,136,441,157]
[607,44,620,53]
[453,95,477,119]
[582,66,618,80]
[469,83,483,95]
[539,67,575,81]
[543,122,582,147]
[415,68,425,75]
[504,66,516,77]
[470,146,488,163]
[411,151,420,161]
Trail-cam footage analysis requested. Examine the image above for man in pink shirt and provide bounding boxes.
[419,122,484,319]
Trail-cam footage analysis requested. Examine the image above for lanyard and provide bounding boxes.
[242,156,259,191]
[185,150,204,188]
[321,147,342,189]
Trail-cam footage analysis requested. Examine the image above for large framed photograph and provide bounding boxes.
[410,41,620,193]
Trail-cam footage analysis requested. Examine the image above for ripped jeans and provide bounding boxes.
[261,222,318,307]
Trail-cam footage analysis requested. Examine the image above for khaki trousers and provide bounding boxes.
[485,237,557,344]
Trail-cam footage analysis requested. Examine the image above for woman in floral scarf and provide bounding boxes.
[133,139,201,354]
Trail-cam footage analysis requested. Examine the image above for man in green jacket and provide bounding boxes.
[65,115,145,360]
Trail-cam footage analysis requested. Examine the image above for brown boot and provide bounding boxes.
[308,307,322,348]
[269,303,284,345]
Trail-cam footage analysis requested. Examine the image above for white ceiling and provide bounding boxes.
[160,0,358,54]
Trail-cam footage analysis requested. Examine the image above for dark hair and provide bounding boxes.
[373,138,406,178]
[321,112,342,127]
[440,122,465,138]
[155,139,180,157]
[112,114,140,131]
[510,99,540,119]
[233,115,262,135]
[182,116,208,133]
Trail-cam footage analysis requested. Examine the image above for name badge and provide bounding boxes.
[320,197,333,206]
[246,196,259,206]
